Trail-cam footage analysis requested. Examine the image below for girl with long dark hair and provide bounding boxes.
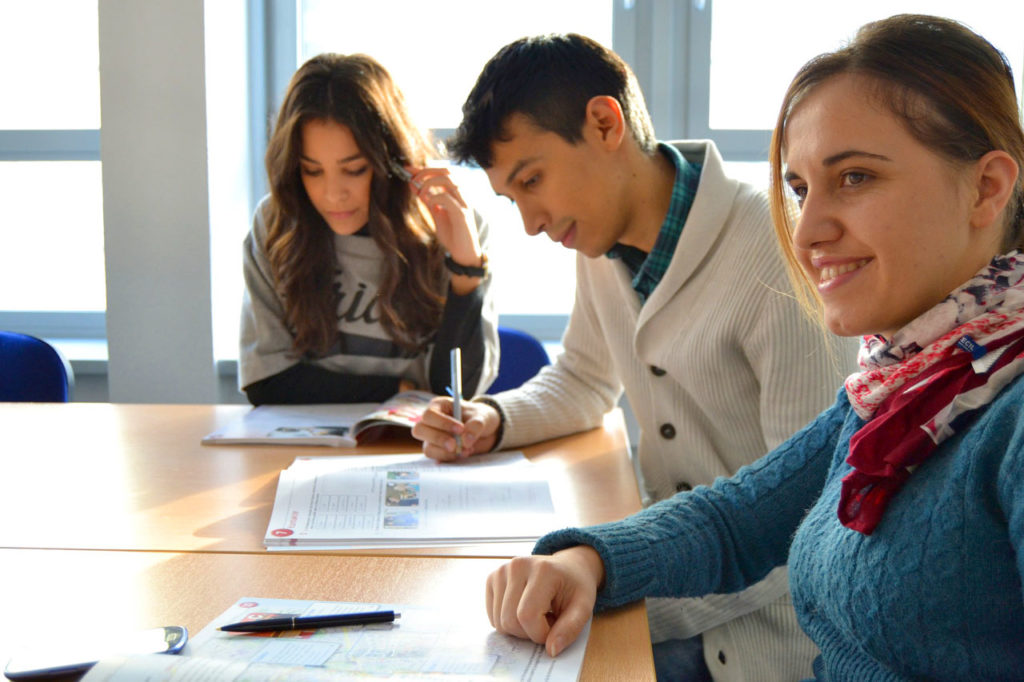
[239,53,498,404]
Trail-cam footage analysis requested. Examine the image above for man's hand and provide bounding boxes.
[412,396,501,461]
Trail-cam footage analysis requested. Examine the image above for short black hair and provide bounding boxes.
[448,33,656,168]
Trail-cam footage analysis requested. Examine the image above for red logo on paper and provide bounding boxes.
[239,601,258,608]
[270,528,293,537]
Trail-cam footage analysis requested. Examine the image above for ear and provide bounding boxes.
[970,150,1019,230]
[583,96,626,150]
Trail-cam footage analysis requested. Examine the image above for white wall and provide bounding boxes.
[98,0,216,403]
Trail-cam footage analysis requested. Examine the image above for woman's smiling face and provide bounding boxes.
[783,73,1001,339]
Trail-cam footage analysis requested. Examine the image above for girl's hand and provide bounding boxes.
[407,167,484,293]
[485,546,605,657]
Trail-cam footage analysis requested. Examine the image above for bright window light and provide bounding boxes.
[0,161,106,311]
[0,0,100,129]
[709,1,1024,131]
[299,0,614,316]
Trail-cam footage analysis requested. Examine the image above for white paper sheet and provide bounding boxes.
[82,597,590,681]
[264,451,561,549]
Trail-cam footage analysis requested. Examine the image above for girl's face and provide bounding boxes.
[299,119,373,235]
[783,74,1000,339]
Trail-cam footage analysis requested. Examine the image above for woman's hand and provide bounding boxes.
[486,546,605,657]
[407,167,483,294]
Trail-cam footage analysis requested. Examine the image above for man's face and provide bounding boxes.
[484,114,627,258]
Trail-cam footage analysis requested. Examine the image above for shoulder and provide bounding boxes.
[665,139,773,241]
[247,194,275,247]
[775,386,857,459]
[472,209,491,246]
[983,373,1024,443]
[973,373,1024,439]
[972,374,1024,509]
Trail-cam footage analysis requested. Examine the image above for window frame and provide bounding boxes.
[258,0,657,343]
[0,0,734,349]
[0,129,105,340]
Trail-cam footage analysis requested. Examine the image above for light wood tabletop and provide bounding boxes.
[0,548,654,680]
[0,403,640,556]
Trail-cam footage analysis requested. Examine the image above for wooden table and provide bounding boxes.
[0,403,653,679]
[0,549,653,680]
[0,403,639,556]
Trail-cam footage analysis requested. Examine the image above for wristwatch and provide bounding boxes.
[444,252,488,278]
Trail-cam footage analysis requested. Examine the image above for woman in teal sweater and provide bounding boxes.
[486,15,1024,680]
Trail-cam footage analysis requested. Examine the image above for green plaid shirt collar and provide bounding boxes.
[606,142,701,302]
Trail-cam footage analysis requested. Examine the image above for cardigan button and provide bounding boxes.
[650,365,667,376]
[660,423,676,439]
[718,650,727,664]
[675,481,692,493]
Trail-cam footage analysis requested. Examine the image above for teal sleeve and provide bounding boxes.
[535,390,852,611]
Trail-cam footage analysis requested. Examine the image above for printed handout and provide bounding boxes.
[82,597,591,681]
[264,451,561,550]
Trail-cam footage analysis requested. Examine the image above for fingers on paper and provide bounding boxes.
[489,557,548,642]
[544,593,592,658]
[486,556,590,657]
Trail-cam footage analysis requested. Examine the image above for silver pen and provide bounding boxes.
[450,347,463,455]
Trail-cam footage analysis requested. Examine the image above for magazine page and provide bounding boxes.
[350,390,434,442]
[201,403,374,447]
[264,452,561,549]
[83,597,589,681]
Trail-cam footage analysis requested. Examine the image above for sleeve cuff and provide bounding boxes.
[472,395,506,451]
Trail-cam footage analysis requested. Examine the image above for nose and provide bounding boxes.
[791,189,841,251]
[325,174,349,203]
[516,200,547,237]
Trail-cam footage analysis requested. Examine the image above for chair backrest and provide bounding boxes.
[488,326,551,394]
[0,331,73,402]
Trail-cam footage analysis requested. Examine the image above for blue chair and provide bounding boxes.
[488,326,551,394]
[0,331,74,402]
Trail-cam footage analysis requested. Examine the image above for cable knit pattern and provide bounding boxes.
[537,378,1024,680]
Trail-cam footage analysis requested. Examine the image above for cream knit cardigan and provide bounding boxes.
[488,140,856,681]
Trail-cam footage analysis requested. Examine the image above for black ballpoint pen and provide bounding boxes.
[219,610,400,633]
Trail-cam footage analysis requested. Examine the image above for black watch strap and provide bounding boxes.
[444,253,488,278]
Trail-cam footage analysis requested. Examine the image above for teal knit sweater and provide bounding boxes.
[535,378,1024,680]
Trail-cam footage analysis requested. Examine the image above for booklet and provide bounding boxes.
[201,390,434,447]
[81,597,590,681]
[264,451,561,550]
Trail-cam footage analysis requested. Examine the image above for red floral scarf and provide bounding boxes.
[840,252,1024,534]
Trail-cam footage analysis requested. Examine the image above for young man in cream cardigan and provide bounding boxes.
[413,33,852,682]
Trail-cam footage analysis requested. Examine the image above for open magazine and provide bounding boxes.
[201,390,434,447]
[264,451,560,550]
[82,597,590,681]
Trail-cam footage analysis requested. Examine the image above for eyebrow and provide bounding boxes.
[823,149,891,166]
[784,149,892,182]
[300,152,364,165]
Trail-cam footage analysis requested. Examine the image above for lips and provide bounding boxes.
[553,222,577,249]
[819,258,870,285]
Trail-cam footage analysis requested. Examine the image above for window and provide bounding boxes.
[0,1,104,339]
[298,0,614,321]
[11,1,1021,383]
[231,1,1024,358]
[692,0,1024,174]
